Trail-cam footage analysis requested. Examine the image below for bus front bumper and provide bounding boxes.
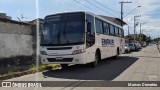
[41,53,86,64]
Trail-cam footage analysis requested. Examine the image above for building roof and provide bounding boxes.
[0,12,12,20]
[125,34,135,38]
[0,17,31,25]
[99,15,127,26]
[28,18,44,25]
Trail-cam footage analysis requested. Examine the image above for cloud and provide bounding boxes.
[121,0,160,37]
[0,0,159,38]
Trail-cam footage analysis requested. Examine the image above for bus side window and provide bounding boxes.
[118,28,122,37]
[103,22,109,35]
[118,28,124,37]
[109,24,115,36]
[87,22,91,33]
[86,14,95,48]
[115,27,119,36]
[95,18,103,34]
[121,29,124,37]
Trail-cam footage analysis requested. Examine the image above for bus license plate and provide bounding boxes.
[55,57,63,60]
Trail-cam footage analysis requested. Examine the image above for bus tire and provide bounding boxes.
[116,48,120,59]
[61,64,68,69]
[91,51,99,67]
[114,48,119,60]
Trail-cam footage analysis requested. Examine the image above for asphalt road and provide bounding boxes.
[1,45,160,90]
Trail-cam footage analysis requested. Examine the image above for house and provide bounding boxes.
[0,12,12,20]
[125,34,148,43]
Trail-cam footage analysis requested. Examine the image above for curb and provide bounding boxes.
[0,70,37,80]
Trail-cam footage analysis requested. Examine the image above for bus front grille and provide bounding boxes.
[47,47,72,50]
[47,58,73,62]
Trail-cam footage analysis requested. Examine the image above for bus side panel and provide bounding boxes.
[113,37,120,56]
[120,38,125,54]
[104,35,112,58]
[85,45,96,63]
[95,34,106,59]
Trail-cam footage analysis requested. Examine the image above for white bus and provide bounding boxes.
[40,11,125,68]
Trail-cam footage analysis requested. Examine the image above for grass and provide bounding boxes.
[7,68,19,75]
[28,64,61,71]
[0,68,20,77]
[0,64,60,77]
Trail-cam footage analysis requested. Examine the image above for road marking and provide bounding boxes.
[148,75,158,81]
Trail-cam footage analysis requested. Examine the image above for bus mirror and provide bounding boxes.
[87,22,91,33]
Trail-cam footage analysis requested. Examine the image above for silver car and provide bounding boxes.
[135,43,142,49]
[125,43,130,53]
[129,43,136,51]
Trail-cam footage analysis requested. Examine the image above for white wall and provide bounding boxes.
[0,21,34,58]
[0,34,33,58]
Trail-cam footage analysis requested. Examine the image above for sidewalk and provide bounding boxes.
[114,45,160,81]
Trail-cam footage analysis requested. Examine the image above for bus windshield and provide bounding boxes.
[41,13,85,46]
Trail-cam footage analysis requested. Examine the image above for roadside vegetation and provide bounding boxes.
[0,64,60,79]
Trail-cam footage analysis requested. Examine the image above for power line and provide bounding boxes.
[123,6,141,18]
[85,0,114,16]
[64,0,81,10]
[72,0,97,12]
[92,0,120,13]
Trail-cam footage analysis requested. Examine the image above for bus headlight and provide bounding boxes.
[40,51,47,55]
[72,49,84,55]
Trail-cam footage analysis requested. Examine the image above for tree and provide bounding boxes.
[146,36,152,43]
[154,37,160,42]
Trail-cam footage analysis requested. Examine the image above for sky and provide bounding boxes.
[0,0,160,38]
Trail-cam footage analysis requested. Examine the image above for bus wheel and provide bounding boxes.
[114,48,119,60]
[116,48,120,59]
[91,52,99,67]
[61,64,68,69]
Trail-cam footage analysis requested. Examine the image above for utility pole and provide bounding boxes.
[140,22,147,42]
[119,1,132,20]
[128,25,130,35]
[134,16,136,43]
[128,25,130,43]
[134,15,141,43]
[140,23,142,42]
[142,29,144,41]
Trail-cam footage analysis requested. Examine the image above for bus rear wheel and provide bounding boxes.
[114,48,120,60]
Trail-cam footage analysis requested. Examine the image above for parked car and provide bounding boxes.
[129,43,136,51]
[130,43,141,50]
[135,43,142,49]
[142,42,147,47]
[125,43,130,53]
[149,43,153,46]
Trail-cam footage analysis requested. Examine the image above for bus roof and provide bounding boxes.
[45,11,126,28]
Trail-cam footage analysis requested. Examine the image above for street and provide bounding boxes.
[1,45,160,90]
